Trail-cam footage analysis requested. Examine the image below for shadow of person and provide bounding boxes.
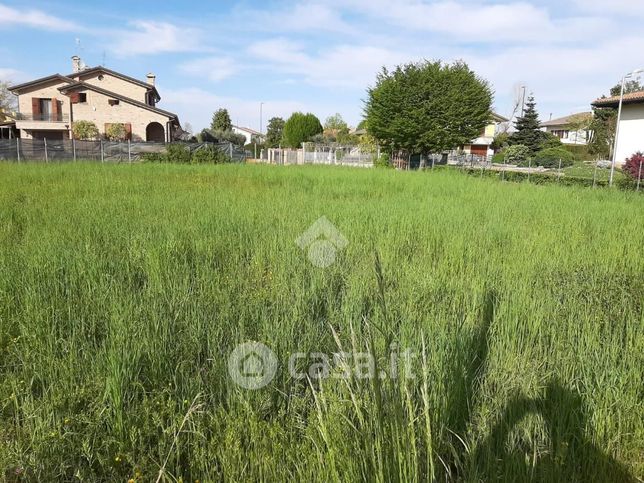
[469,378,637,482]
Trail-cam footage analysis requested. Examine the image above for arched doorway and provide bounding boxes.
[146,122,165,142]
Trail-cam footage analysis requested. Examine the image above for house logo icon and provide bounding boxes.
[295,216,349,268]
[227,341,278,390]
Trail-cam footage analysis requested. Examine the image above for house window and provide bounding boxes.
[108,99,120,106]
[78,93,87,103]
[39,98,52,120]
[98,74,104,81]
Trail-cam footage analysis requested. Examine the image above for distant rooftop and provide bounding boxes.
[592,90,644,108]
[541,112,592,127]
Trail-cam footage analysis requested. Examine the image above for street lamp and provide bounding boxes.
[610,68,644,186]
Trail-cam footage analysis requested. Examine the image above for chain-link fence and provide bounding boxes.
[0,139,246,163]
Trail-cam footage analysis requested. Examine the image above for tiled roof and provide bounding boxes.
[592,90,644,108]
[541,112,592,127]
[58,81,178,120]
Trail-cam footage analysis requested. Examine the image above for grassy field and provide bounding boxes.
[0,163,642,482]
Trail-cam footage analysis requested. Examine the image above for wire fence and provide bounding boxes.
[0,139,247,163]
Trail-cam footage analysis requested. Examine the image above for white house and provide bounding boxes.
[592,91,644,165]
[540,112,591,145]
[232,125,264,145]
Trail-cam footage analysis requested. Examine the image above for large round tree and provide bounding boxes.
[364,60,493,154]
[282,112,323,148]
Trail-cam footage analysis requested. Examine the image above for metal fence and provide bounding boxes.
[0,138,246,163]
[261,144,375,167]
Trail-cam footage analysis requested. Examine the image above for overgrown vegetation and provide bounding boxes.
[71,120,99,140]
[141,143,232,164]
[105,123,128,141]
[0,164,641,481]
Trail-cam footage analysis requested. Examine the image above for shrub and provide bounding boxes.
[501,144,531,164]
[374,152,392,168]
[490,132,510,152]
[491,152,506,164]
[532,147,575,168]
[72,120,99,140]
[165,143,191,164]
[564,144,591,162]
[191,145,230,164]
[622,152,644,181]
[140,152,166,163]
[540,132,563,149]
[105,123,128,141]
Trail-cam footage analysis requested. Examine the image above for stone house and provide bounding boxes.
[8,56,181,142]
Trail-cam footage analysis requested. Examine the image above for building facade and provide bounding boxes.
[540,113,591,145]
[592,91,644,165]
[8,57,181,142]
[461,112,510,157]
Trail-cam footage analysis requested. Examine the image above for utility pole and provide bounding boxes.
[520,85,527,117]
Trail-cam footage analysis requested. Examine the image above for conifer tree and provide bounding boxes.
[509,95,543,155]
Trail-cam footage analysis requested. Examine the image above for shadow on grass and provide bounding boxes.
[447,291,637,482]
[469,379,636,482]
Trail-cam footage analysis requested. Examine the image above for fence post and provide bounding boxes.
[527,158,531,183]
[16,138,20,162]
[44,138,48,163]
[128,140,132,163]
[637,160,642,192]
[100,140,104,163]
[557,158,562,182]
[229,142,233,158]
[593,161,598,188]
[72,139,77,161]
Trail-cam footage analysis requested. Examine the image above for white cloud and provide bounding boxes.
[247,39,415,88]
[243,3,354,35]
[110,21,205,56]
[0,3,80,31]
[180,57,238,82]
[572,0,644,16]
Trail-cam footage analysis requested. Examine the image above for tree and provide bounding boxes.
[211,108,232,132]
[508,95,543,155]
[282,112,323,148]
[72,120,99,140]
[609,79,643,97]
[106,123,128,141]
[0,80,17,121]
[324,113,348,132]
[588,108,616,159]
[365,60,492,155]
[265,117,285,147]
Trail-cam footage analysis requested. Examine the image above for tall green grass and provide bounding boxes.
[0,163,642,482]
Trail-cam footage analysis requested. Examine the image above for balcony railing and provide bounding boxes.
[15,113,69,122]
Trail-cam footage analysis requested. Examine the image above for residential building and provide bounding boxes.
[7,56,182,142]
[540,112,592,145]
[232,125,264,145]
[461,112,509,157]
[592,91,644,165]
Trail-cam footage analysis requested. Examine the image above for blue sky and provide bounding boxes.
[1,0,643,132]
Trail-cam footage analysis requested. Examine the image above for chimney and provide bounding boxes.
[71,55,82,73]
[146,73,156,86]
